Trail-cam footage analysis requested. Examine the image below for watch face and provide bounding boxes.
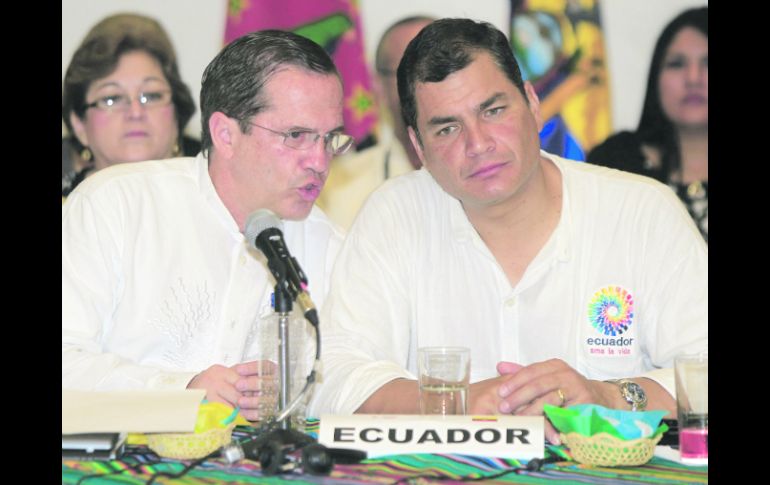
[622,381,647,411]
[626,382,645,401]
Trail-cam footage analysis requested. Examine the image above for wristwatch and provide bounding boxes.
[605,379,647,411]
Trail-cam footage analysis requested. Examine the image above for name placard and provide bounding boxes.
[318,414,544,459]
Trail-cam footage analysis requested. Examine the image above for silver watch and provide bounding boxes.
[606,379,647,411]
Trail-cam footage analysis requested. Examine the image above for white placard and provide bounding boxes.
[319,414,544,459]
[62,389,205,434]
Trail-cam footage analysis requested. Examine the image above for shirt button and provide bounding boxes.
[239,255,247,266]
[505,297,516,308]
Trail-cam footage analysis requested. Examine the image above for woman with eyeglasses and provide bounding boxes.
[62,13,199,198]
[588,7,707,241]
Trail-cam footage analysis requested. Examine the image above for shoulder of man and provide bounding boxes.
[553,153,701,237]
[69,157,198,198]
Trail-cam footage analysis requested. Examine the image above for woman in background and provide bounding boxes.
[62,13,199,198]
[588,7,707,241]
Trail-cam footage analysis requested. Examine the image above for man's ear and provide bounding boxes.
[69,112,89,148]
[523,81,543,132]
[208,112,240,160]
[408,126,427,166]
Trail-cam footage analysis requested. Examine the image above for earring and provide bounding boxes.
[172,142,181,157]
[80,147,92,162]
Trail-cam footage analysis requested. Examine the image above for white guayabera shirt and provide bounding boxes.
[62,153,342,391]
[309,151,707,415]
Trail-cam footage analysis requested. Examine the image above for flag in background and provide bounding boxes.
[510,0,612,161]
[226,0,378,149]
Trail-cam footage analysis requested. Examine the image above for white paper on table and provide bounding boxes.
[62,389,206,434]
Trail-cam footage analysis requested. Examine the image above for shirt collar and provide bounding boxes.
[540,150,572,263]
[444,150,572,264]
[195,151,242,238]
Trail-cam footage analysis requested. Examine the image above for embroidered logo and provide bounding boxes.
[588,286,634,336]
[148,278,215,368]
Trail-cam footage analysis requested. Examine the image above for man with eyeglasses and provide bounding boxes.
[63,30,352,421]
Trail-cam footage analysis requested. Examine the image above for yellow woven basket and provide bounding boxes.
[147,423,236,460]
[560,431,663,467]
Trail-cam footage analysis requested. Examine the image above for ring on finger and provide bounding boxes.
[556,388,566,407]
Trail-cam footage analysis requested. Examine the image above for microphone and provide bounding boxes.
[245,209,319,327]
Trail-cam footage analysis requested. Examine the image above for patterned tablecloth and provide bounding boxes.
[62,426,708,484]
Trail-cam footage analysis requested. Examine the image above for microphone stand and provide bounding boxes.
[253,273,311,449]
[273,281,292,431]
[235,247,321,464]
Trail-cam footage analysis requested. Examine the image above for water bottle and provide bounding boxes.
[248,295,312,425]
[250,310,280,421]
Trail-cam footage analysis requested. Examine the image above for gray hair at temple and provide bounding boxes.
[199,30,340,153]
[396,18,527,145]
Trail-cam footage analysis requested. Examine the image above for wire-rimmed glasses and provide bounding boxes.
[249,122,355,156]
[83,90,172,112]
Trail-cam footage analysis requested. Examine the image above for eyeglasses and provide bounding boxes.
[84,90,172,112]
[249,122,355,156]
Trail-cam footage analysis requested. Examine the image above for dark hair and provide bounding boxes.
[199,30,339,152]
[397,18,527,144]
[62,13,196,153]
[636,7,708,176]
[374,15,435,75]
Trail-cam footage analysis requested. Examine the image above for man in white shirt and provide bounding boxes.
[309,19,707,444]
[62,30,353,421]
[317,16,433,229]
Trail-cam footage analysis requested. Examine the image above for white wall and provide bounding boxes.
[62,0,706,138]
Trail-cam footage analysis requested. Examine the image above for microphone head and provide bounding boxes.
[244,209,283,250]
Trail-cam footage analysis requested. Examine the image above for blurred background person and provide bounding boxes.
[317,16,434,230]
[588,7,707,241]
[62,13,199,198]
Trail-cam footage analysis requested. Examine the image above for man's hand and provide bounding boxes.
[495,359,615,444]
[466,367,523,415]
[187,364,242,408]
[232,360,278,421]
[187,361,279,421]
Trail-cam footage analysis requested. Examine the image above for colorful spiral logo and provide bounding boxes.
[588,286,634,336]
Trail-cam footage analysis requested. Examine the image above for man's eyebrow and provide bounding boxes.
[427,115,459,126]
[426,93,509,126]
[479,93,506,111]
[286,124,345,134]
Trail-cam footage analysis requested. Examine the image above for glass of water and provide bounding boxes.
[674,352,708,464]
[417,347,470,415]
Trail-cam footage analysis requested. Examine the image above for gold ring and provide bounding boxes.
[556,388,566,407]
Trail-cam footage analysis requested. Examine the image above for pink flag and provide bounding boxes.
[226,0,378,147]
